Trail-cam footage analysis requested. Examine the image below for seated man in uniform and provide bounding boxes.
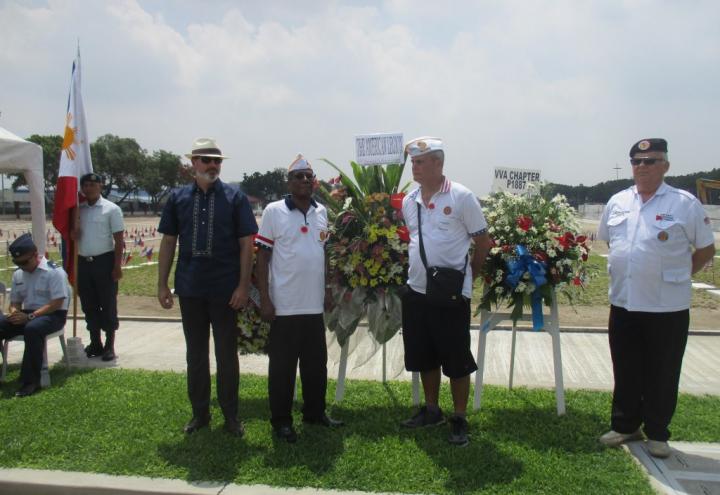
[0,234,70,397]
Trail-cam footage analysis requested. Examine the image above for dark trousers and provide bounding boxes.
[0,311,66,385]
[268,314,328,428]
[78,252,118,333]
[608,305,689,441]
[179,296,239,421]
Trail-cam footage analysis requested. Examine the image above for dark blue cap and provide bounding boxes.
[9,233,36,258]
[630,138,668,157]
[80,173,103,185]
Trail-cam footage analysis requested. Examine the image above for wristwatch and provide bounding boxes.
[27,313,37,320]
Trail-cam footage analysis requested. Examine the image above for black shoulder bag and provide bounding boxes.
[417,203,467,307]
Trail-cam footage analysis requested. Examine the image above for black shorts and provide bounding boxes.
[401,288,478,379]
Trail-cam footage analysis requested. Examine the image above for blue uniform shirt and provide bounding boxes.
[158,180,258,299]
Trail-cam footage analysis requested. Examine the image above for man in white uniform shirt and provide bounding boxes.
[400,137,491,447]
[75,173,124,361]
[255,154,343,443]
[598,138,715,458]
[0,234,70,397]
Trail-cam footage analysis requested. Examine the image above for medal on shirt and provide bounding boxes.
[443,206,452,215]
[657,230,669,242]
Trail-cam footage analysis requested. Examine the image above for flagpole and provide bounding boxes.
[72,205,79,338]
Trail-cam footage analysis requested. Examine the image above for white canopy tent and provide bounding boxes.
[0,127,47,255]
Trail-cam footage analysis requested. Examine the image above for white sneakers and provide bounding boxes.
[599,430,673,458]
[599,429,644,447]
[646,440,672,458]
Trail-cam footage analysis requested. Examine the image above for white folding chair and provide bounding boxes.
[1,327,69,387]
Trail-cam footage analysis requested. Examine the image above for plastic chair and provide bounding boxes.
[0,327,69,387]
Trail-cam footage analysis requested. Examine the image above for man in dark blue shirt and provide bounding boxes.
[157,138,258,437]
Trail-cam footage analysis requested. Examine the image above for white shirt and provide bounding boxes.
[10,257,70,311]
[402,178,488,298]
[598,182,714,312]
[255,197,328,316]
[78,197,124,256]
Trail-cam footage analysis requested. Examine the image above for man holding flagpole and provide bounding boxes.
[75,172,124,361]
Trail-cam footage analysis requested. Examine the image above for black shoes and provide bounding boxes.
[303,414,344,428]
[101,347,116,361]
[85,343,104,358]
[183,415,211,434]
[223,419,245,437]
[102,331,116,361]
[274,425,298,443]
[401,406,446,428]
[447,415,470,447]
[15,382,40,398]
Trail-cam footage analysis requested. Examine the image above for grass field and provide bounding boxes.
[2,251,719,310]
[1,367,718,494]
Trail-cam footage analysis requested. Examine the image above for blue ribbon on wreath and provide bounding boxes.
[505,245,547,330]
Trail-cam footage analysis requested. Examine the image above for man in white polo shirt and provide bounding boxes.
[400,137,491,447]
[598,138,715,458]
[255,154,343,443]
[75,173,125,361]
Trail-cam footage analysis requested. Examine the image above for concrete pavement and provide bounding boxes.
[11,319,719,396]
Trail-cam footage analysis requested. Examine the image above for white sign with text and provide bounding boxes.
[492,167,541,195]
[355,133,404,166]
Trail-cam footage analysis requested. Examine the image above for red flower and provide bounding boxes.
[300,225,309,233]
[501,244,513,253]
[581,253,588,262]
[556,232,576,250]
[533,251,549,262]
[397,225,410,242]
[390,193,405,210]
[428,203,435,210]
[573,276,582,286]
[516,215,533,231]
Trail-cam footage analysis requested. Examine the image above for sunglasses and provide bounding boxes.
[630,158,665,167]
[199,157,223,165]
[292,172,316,180]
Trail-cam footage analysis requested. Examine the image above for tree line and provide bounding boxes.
[17,134,720,212]
[14,134,193,213]
[548,167,720,206]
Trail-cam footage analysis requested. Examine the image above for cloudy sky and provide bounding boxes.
[1,0,719,194]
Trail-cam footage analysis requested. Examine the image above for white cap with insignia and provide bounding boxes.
[405,136,443,157]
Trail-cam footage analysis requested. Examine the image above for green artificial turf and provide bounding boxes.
[1,367,718,494]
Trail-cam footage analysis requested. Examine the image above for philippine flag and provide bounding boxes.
[52,48,93,284]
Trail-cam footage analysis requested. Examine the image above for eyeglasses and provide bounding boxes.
[630,158,665,167]
[292,172,315,180]
[199,157,222,165]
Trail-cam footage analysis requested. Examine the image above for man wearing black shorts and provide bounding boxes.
[400,137,491,447]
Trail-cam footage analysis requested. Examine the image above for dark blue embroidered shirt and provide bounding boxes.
[158,180,258,298]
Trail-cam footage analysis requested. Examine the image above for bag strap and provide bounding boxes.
[417,202,429,270]
[416,202,468,275]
